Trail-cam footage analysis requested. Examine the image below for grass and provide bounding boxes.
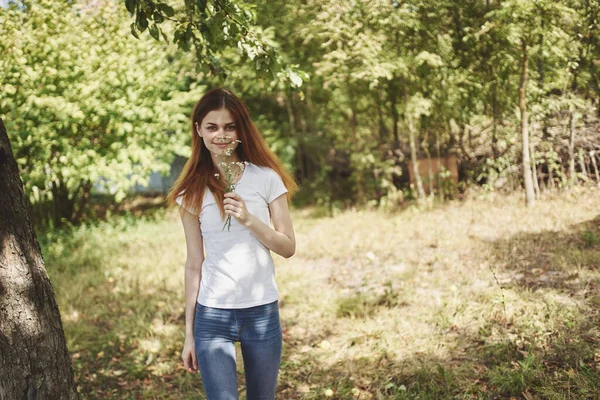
[41,187,600,399]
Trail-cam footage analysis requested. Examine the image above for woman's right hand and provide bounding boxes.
[181,336,198,373]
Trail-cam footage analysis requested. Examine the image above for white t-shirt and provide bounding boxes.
[176,162,288,308]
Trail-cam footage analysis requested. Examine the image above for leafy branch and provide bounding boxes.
[123,0,279,77]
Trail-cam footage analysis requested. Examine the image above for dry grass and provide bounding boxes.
[43,187,600,399]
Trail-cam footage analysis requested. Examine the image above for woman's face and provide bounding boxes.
[196,108,239,157]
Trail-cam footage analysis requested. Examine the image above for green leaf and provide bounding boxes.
[137,10,148,32]
[125,0,136,16]
[208,15,225,45]
[178,36,190,52]
[159,26,169,43]
[196,0,207,14]
[130,22,140,39]
[156,3,175,18]
[153,11,164,24]
[149,23,159,41]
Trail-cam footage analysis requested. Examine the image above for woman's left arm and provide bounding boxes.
[224,192,295,258]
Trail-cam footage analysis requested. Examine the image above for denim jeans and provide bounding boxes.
[193,300,282,400]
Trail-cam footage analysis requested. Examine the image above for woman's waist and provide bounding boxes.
[203,241,271,261]
[201,256,275,276]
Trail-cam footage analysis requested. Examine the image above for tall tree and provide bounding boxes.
[486,0,577,205]
[0,119,78,398]
[518,37,536,206]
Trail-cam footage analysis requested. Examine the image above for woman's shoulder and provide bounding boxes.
[246,162,278,177]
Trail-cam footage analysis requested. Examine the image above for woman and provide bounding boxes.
[168,88,298,400]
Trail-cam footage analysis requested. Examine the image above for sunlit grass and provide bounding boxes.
[42,187,600,399]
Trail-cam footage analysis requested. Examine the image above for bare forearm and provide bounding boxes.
[184,261,202,337]
[244,214,295,258]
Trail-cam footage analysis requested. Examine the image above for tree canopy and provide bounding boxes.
[1,0,599,224]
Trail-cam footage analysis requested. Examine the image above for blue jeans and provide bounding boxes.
[193,300,282,400]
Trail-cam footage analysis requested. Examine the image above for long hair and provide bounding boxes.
[167,88,298,218]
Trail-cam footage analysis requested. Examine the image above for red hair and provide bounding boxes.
[167,88,298,217]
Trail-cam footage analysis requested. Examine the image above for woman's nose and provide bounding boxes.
[216,132,230,141]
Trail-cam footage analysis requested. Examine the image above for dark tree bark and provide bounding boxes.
[0,119,79,400]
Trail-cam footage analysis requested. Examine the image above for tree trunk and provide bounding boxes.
[537,12,545,90]
[530,121,541,198]
[548,160,555,190]
[388,77,400,145]
[560,163,568,188]
[590,151,600,186]
[284,91,304,183]
[71,179,93,223]
[538,165,545,192]
[422,135,434,198]
[348,84,365,204]
[491,81,499,161]
[531,141,540,199]
[436,130,444,201]
[50,174,75,228]
[536,19,551,140]
[376,88,387,140]
[568,111,577,187]
[0,119,79,399]
[519,39,535,207]
[468,121,473,150]
[302,87,315,181]
[408,116,426,202]
[579,150,589,181]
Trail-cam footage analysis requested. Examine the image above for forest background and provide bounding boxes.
[1,0,600,399]
[2,0,599,228]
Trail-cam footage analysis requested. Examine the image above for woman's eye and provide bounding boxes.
[226,126,236,131]
[207,126,217,131]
